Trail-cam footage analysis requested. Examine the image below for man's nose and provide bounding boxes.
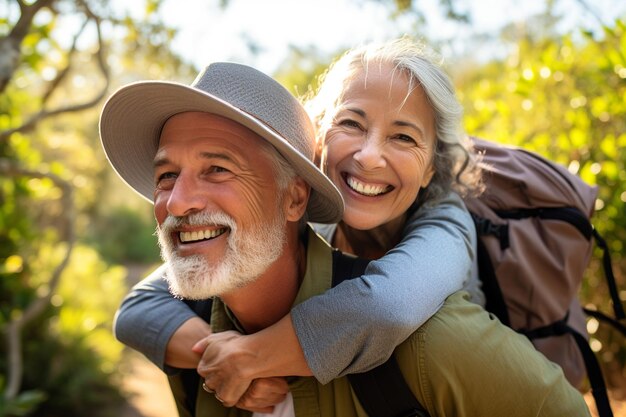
[353,135,386,170]
[166,173,207,217]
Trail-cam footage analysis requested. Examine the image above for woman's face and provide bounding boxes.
[320,63,436,230]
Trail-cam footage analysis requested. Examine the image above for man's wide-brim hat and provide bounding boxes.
[100,62,343,223]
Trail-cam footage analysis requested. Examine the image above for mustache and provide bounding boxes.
[158,211,237,234]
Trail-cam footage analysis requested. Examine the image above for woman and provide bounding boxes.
[114,37,483,412]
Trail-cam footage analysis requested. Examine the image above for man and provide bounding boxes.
[100,62,590,416]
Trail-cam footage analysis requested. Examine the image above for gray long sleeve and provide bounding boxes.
[113,264,196,372]
[295,192,480,383]
[113,192,480,381]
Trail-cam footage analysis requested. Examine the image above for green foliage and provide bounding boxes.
[86,206,160,264]
[0,387,47,417]
[0,0,191,414]
[274,45,337,97]
[0,245,129,417]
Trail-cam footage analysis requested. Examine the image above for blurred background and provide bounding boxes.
[1,0,625,416]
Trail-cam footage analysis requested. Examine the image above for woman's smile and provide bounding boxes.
[344,173,392,197]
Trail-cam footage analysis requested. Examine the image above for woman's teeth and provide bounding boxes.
[347,176,389,196]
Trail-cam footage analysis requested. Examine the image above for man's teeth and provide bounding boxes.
[180,228,226,243]
[347,176,389,196]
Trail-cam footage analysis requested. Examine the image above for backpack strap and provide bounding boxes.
[592,229,626,320]
[348,357,429,417]
[473,230,511,326]
[582,308,626,338]
[495,207,593,239]
[332,249,430,417]
[567,325,615,417]
[519,312,615,417]
[331,248,371,287]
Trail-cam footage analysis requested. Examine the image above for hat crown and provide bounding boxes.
[192,62,315,160]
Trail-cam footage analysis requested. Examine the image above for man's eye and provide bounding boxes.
[338,119,362,129]
[155,172,177,188]
[209,166,230,174]
[157,172,177,181]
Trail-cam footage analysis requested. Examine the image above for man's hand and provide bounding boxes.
[194,331,289,411]
[236,377,289,413]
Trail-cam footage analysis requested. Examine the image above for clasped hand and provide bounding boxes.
[194,330,289,412]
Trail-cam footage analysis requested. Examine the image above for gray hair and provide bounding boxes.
[257,140,310,229]
[304,37,482,207]
[256,139,298,191]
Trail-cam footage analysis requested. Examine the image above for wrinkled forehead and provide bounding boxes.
[156,112,282,166]
[342,61,417,100]
[339,62,426,112]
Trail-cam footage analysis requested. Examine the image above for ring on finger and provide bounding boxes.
[202,382,214,394]
[214,392,225,403]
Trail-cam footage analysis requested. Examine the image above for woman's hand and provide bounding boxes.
[194,331,289,411]
[165,316,212,368]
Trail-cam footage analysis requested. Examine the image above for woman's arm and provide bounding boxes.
[293,191,477,383]
[113,264,204,371]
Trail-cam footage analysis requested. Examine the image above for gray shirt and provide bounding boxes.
[113,191,483,383]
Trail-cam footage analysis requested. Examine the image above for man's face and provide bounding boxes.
[153,112,287,299]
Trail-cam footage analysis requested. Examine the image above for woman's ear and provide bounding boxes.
[421,164,435,188]
[284,177,310,222]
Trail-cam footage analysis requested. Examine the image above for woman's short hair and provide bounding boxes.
[304,37,482,206]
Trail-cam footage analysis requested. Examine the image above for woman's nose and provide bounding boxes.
[353,136,386,170]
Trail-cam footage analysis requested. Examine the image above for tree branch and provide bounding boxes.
[1,159,74,400]
[0,0,55,94]
[573,0,605,28]
[0,1,110,143]
[41,19,89,104]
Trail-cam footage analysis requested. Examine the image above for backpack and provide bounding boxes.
[463,137,624,416]
[343,137,624,417]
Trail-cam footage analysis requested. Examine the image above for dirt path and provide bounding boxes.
[117,349,178,417]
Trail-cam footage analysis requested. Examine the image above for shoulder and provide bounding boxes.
[397,292,492,354]
[403,192,475,242]
[395,292,589,416]
[406,191,472,225]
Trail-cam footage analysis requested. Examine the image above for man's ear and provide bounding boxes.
[284,177,310,222]
[314,136,323,167]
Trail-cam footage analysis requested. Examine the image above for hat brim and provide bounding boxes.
[100,81,343,223]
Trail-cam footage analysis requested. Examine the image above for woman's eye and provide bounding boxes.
[394,134,418,145]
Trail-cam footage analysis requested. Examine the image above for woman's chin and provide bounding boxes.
[342,211,384,231]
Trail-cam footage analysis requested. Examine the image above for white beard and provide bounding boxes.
[156,209,286,299]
